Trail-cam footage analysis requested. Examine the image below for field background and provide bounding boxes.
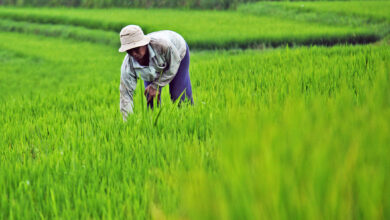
[1,1,389,219]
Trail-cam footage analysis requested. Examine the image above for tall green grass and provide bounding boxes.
[0,7,379,49]
[1,31,389,219]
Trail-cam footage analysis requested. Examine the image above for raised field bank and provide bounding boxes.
[0,1,389,219]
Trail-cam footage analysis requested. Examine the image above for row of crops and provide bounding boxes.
[1,1,389,219]
[0,1,389,49]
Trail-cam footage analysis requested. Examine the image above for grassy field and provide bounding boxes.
[282,1,390,22]
[239,1,390,38]
[1,2,390,219]
[239,1,390,21]
[0,7,380,48]
[1,28,389,219]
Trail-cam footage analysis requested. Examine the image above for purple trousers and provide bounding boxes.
[144,44,193,108]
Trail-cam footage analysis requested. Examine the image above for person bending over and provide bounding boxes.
[118,25,194,121]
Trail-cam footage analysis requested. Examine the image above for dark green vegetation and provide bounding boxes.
[1,2,390,219]
[0,0,258,9]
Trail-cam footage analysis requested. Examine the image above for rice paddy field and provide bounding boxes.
[1,1,389,219]
[0,6,380,48]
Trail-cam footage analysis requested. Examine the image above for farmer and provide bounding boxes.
[118,25,193,121]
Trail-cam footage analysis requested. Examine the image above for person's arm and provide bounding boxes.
[151,45,181,89]
[119,55,137,122]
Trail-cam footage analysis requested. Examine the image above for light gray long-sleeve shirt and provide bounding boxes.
[119,30,187,121]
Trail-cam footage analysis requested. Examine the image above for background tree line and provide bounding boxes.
[0,0,265,9]
[0,0,365,9]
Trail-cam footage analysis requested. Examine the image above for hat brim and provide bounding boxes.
[118,37,150,52]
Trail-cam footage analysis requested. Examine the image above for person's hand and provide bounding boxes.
[144,85,159,103]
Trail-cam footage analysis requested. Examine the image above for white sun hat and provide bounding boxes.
[118,25,150,52]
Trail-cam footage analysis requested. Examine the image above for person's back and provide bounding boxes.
[148,30,187,61]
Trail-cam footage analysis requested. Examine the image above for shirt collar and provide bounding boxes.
[148,44,156,59]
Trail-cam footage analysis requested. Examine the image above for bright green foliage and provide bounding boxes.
[1,31,389,219]
[239,1,390,37]
[0,19,119,50]
[0,7,379,49]
[283,1,390,22]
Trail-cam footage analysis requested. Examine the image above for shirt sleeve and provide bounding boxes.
[151,45,181,89]
[119,55,137,122]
